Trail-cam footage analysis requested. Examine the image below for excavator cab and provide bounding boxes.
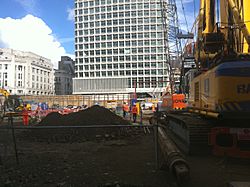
[0,89,25,121]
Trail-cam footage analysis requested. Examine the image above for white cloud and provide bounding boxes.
[67,8,75,21]
[0,14,74,68]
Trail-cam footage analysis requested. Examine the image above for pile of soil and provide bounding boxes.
[20,106,140,143]
[39,105,130,126]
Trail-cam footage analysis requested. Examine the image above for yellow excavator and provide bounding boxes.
[0,88,25,120]
[162,0,250,158]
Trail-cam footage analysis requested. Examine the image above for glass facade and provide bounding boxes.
[74,0,169,93]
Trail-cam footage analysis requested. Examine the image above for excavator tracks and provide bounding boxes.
[162,112,215,155]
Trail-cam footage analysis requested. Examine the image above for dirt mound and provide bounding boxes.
[39,105,130,126]
[21,106,135,143]
[38,112,63,125]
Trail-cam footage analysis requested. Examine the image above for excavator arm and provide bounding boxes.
[195,0,250,69]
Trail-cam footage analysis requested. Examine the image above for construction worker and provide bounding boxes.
[123,103,129,118]
[131,104,138,123]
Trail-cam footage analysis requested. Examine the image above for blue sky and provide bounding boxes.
[0,0,198,67]
[0,0,74,67]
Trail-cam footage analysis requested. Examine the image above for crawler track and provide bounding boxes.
[161,112,215,155]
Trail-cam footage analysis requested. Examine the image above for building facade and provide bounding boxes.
[0,48,54,95]
[55,56,75,95]
[74,0,169,96]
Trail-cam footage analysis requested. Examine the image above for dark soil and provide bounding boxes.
[21,106,133,143]
[39,105,130,126]
[1,126,250,187]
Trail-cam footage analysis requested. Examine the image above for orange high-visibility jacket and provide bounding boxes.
[123,104,129,112]
[132,106,138,114]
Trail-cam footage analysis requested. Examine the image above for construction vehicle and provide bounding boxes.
[160,0,250,158]
[0,88,25,120]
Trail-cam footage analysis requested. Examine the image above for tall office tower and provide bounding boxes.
[74,0,169,96]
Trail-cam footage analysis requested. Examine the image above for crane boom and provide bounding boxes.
[228,0,250,47]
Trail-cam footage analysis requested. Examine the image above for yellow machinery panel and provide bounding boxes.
[189,61,250,117]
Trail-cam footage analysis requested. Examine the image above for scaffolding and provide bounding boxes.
[160,0,182,94]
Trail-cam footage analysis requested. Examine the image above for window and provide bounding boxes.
[101,50,106,55]
[119,56,124,61]
[113,42,118,47]
[113,27,118,32]
[126,63,131,68]
[113,5,118,11]
[107,49,112,54]
[113,34,118,39]
[96,72,100,77]
[95,28,100,34]
[101,35,106,40]
[125,26,130,32]
[107,6,112,11]
[119,19,124,25]
[125,11,130,17]
[108,71,112,76]
[120,71,125,76]
[101,21,106,26]
[106,59,112,65]
[95,36,100,41]
[119,5,124,10]
[132,70,137,75]
[107,27,112,33]
[101,28,106,33]
[102,64,106,69]
[119,12,124,17]
[102,71,106,77]
[132,48,137,53]
[125,19,130,24]
[145,62,150,67]
[101,14,106,19]
[125,56,131,61]
[113,49,118,54]
[119,63,125,68]
[107,13,112,18]
[102,57,106,62]
[101,7,106,12]
[108,64,112,69]
[119,41,124,47]
[96,57,100,62]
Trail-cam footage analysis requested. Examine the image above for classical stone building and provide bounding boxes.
[0,48,54,95]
